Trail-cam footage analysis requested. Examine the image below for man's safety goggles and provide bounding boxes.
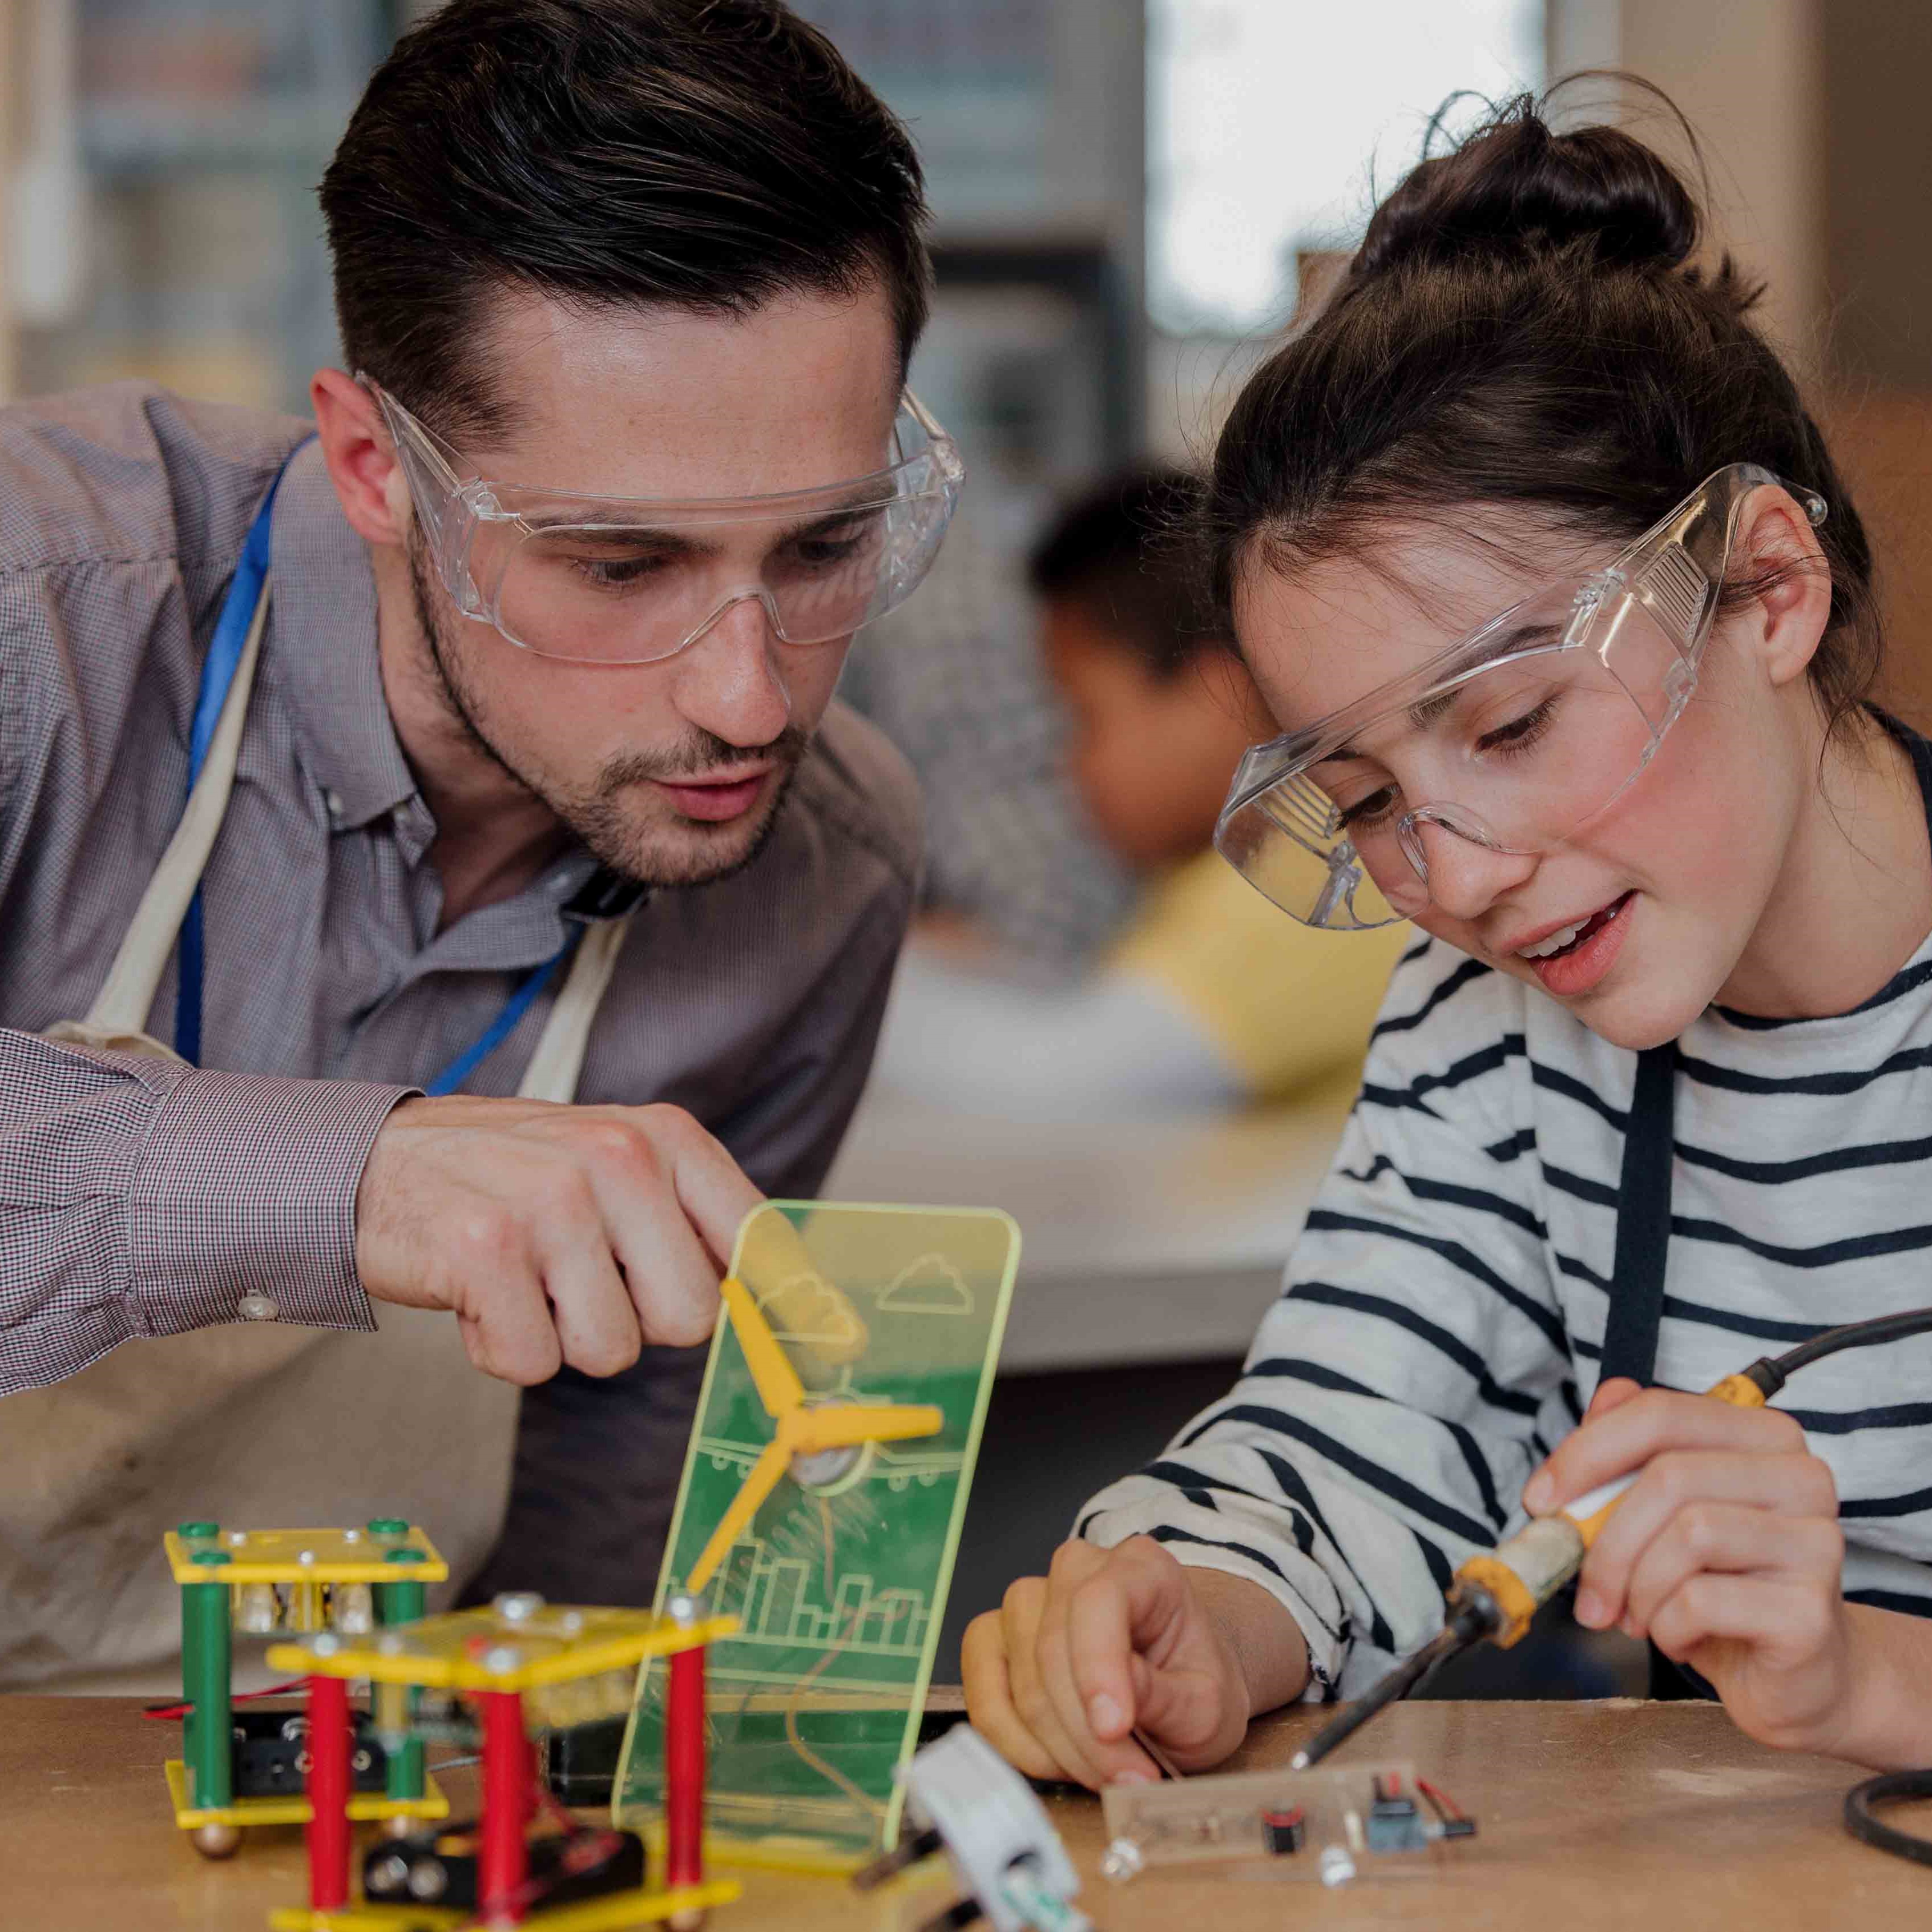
[1215,464,1828,930]
[368,378,965,665]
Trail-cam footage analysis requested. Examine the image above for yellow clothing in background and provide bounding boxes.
[1109,850,1410,1112]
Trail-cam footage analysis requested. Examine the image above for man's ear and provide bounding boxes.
[310,368,411,548]
[1738,486,1834,691]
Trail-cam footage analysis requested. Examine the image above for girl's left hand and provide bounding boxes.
[1524,1378,1870,1758]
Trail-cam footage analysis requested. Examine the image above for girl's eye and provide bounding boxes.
[1477,696,1557,756]
[1337,785,1399,832]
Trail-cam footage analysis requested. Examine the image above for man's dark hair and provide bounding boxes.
[1029,467,1225,679]
[321,0,931,442]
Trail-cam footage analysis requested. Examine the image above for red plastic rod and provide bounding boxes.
[479,1691,530,1923]
[665,1642,705,1889]
[305,1673,352,1910]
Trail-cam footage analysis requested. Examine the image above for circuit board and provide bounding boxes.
[1100,1758,1473,1887]
[613,1201,1020,1870]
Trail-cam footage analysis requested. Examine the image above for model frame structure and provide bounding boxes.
[266,1595,740,1931]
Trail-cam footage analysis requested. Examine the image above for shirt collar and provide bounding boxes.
[267,437,646,927]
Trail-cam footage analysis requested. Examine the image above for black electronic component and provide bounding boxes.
[1364,1774,1429,1853]
[230,1707,386,1800]
[541,1715,628,1807]
[361,1825,646,1911]
[1260,1805,1305,1854]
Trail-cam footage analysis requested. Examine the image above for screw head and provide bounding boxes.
[492,1592,544,1622]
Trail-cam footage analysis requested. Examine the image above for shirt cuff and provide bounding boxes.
[126,1069,414,1338]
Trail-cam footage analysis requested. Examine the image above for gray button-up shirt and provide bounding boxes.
[0,382,919,1597]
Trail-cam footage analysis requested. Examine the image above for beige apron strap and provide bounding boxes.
[517,908,636,1104]
[43,576,272,1062]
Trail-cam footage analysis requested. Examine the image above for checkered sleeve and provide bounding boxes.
[0,1029,409,1394]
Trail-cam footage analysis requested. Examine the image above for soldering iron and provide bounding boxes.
[1292,1305,1932,1771]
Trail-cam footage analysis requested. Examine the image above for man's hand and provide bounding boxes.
[354,1095,761,1385]
[962,1535,1306,1788]
[1527,1378,1888,1758]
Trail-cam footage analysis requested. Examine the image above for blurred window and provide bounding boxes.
[1147,0,1543,334]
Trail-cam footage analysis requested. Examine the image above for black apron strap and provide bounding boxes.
[1599,1038,1716,1701]
[1600,1040,1679,1388]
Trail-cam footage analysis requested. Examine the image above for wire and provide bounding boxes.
[1845,1769,1932,1868]
[1753,1306,1932,1392]
[1415,1777,1466,1823]
[142,1677,310,1721]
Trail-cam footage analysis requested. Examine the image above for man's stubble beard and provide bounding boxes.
[405,533,808,889]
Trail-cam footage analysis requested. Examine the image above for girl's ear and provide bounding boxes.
[1736,486,1834,690]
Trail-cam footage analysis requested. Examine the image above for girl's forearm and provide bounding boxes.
[1193,1568,1314,1721]
[1837,1603,1932,1770]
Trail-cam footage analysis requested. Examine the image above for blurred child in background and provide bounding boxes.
[865,469,1409,1121]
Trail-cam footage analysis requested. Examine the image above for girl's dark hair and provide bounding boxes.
[321,0,930,443]
[1203,85,1880,740]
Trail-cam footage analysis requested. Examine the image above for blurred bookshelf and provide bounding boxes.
[11,0,401,411]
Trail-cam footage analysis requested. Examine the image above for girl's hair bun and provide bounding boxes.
[1353,95,1700,280]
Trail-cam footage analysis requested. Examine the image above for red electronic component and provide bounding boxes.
[666,1638,706,1890]
[481,1690,533,1922]
[305,1673,352,1910]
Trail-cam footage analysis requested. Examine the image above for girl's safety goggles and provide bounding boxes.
[368,378,965,665]
[1216,464,1828,930]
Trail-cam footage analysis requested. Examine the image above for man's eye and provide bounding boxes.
[571,554,667,588]
[788,536,866,570]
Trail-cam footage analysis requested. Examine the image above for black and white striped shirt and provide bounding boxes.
[1079,921,1932,1699]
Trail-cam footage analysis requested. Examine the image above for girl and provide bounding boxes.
[963,94,1932,1784]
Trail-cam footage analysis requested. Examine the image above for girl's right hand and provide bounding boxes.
[960,1535,1263,1788]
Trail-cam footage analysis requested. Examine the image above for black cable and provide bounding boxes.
[1746,1306,1932,1395]
[1845,1769,1932,1868]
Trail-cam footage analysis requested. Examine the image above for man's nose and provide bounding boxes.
[671,593,792,748]
[1411,814,1538,922]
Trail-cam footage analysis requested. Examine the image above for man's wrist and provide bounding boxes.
[128,1069,413,1337]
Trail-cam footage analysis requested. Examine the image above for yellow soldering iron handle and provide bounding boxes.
[1451,1369,1770,1647]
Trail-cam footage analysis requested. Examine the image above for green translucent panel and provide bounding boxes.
[614,1201,1020,1869]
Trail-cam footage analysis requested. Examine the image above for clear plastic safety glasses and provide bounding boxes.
[369,378,965,665]
[1216,464,1827,930]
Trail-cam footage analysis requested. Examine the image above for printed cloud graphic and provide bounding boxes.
[755,1270,866,1354]
[877,1254,974,1316]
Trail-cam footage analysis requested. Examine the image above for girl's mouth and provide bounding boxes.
[1515,892,1636,997]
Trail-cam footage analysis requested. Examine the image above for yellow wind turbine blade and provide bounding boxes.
[685,1439,792,1595]
[719,1274,804,1420]
[790,1402,944,1453]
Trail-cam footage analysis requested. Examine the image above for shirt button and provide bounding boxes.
[324,788,344,825]
[237,1293,280,1322]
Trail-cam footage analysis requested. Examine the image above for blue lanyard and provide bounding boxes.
[174,449,580,1091]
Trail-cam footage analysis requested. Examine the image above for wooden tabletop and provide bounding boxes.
[5,1693,1929,1929]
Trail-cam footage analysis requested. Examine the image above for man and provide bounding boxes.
[0,0,948,1686]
